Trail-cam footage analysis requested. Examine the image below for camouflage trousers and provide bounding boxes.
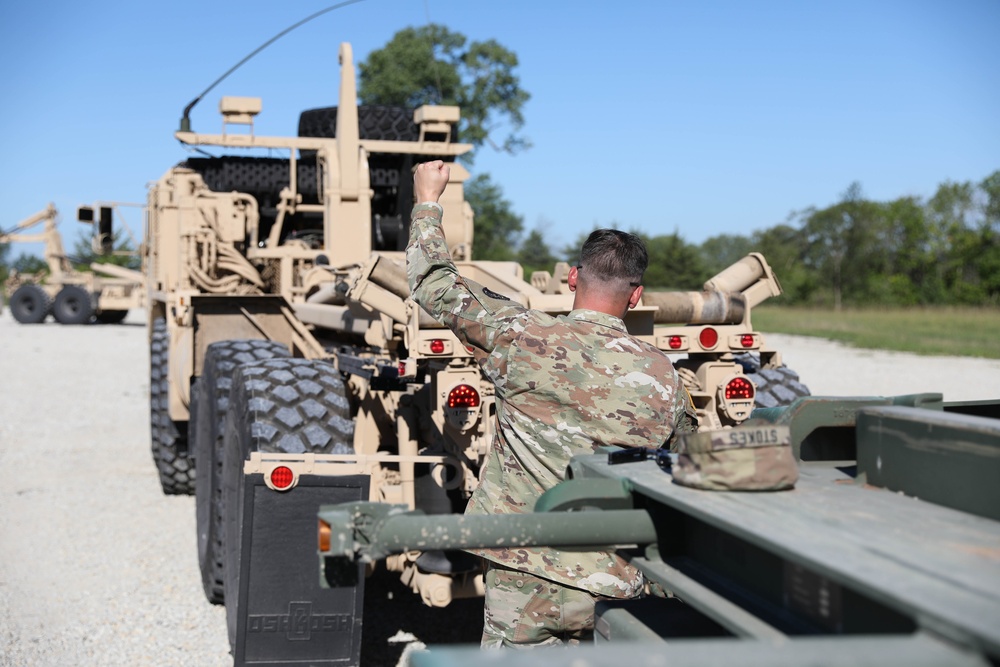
[481,561,605,648]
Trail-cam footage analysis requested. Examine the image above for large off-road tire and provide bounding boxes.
[221,358,355,650]
[52,285,94,325]
[149,318,194,495]
[736,352,811,409]
[191,340,290,605]
[95,309,128,324]
[181,156,319,202]
[9,284,50,324]
[297,105,422,142]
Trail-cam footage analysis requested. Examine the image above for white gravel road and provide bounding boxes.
[0,309,998,666]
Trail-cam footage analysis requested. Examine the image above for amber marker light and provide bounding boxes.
[318,519,331,553]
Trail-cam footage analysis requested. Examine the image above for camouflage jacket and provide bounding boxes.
[407,203,693,598]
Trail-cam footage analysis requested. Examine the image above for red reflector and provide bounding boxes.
[668,335,683,350]
[740,334,755,348]
[699,328,719,349]
[725,377,755,400]
[398,361,407,375]
[448,383,480,408]
[429,339,446,354]
[270,466,294,490]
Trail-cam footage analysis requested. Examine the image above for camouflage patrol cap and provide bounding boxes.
[672,424,798,491]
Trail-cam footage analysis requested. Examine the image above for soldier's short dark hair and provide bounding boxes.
[578,229,648,287]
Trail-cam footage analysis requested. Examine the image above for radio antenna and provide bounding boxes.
[179,0,365,131]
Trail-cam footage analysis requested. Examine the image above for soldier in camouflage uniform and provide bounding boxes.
[407,161,695,648]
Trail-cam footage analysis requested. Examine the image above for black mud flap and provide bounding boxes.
[235,473,369,666]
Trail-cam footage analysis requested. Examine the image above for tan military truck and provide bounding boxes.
[142,41,806,664]
[1,203,144,324]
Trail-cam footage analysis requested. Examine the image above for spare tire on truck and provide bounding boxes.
[297,105,422,142]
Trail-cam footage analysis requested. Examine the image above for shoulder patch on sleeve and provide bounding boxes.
[481,286,511,301]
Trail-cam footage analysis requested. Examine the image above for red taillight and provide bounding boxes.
[448,384,480,408]
[429,339,446,354]
[725,377,755,400]
[668,335,683,350]
[699,327,719,349]
[740,334,755,348]
[270,465,294,490]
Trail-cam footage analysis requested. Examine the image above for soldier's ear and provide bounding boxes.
[627,285,643,309]
[567,265,579,292]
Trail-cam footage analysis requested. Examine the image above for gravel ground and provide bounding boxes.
[1,309,998,666]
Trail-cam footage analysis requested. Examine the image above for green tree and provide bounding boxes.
[976,171,1000,303]
[12,253,48,275]
[750,223,815,304]
[358,25,530,160]
[801,182,885,309]
[70,229,141,271]
[926,180,980,303]
[466,173,523,261]
[517,226,558,277]
[877,197,933,305]
[641,231,706,290]
[699,233,753,276]
[980,170,1000,230]
[0,241,10,284]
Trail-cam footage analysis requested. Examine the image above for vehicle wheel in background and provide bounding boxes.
[192,340,290,605]
[297,105,423,142]
[149,318,194,495]
[52,285,94,325]
[736,352,811,409]
[221,358,355,650]
[95,309,129,324]
[9,284,50,324]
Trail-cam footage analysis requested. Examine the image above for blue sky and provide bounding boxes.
[1,0,998,259]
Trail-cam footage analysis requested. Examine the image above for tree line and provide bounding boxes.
[484,170,1000,308]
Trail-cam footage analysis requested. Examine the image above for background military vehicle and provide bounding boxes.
[143,41,807,664]
[1,203,144,324]
[321,392,1000,667]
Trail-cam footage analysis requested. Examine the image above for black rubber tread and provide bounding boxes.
[180,156,319,202]
[52,285,94,325]
[9,284,50,324]
[95,309,128,324]
[221,358,355,650]
[192,339,290,605]
[149,318,194,495]
[298,105,422,142]
[735,352,812,409]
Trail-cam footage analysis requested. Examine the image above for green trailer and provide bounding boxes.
[319,393,1000,666]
